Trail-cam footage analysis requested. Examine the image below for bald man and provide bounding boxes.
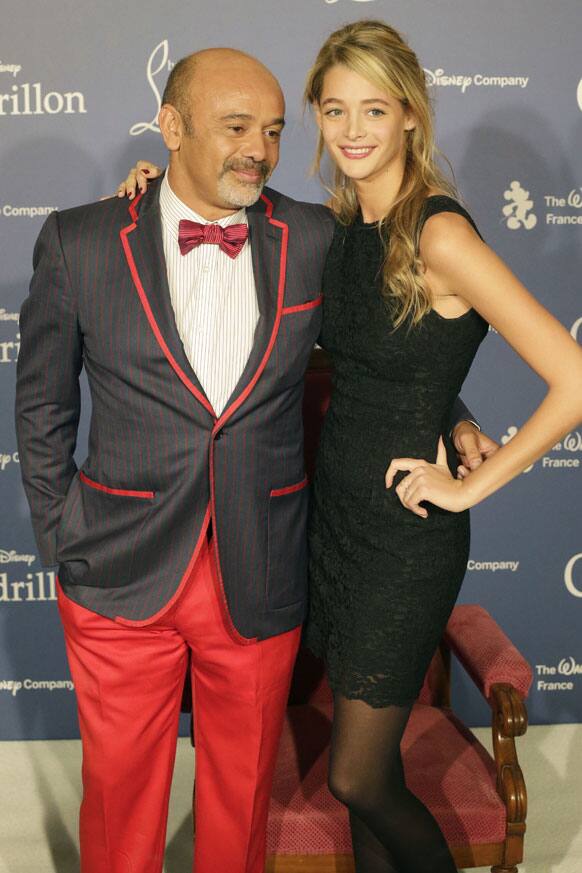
[16,49,336,873]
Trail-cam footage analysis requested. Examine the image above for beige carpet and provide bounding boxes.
[1,724,580,872]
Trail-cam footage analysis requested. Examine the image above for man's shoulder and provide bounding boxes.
[51,181,161,250]
[56,192,135,233]
[260,186,335,228]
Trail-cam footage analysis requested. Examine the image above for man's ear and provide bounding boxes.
[159,104,182,151]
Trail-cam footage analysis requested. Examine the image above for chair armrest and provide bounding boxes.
[443,604,533,701]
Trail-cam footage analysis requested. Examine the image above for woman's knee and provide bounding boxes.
[328,761,405,816]
[328,766,365,810]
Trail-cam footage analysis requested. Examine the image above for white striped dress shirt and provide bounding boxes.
[159,172,259,416]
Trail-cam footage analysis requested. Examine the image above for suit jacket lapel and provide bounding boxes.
[120,179,216,419]
[216,193,287,428]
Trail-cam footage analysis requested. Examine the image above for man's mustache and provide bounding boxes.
[222,159,271,182]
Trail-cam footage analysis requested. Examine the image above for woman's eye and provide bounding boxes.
[368,108,386,117]
[324,108,342,117]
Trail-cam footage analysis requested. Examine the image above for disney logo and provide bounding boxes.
[0,452,19,471]
[558,657,582,677]
[0,61,22,78]
[424,68,473,93]
[563,431,582,452]
[0,550,36,566]
[130,40,174,137]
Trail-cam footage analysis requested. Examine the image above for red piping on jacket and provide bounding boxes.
[208,192,289,645]
[118,190,288,643]
[282,296,323,316]
[79,471,154,499]
[270,477,308,498]
[213,192,288,433]
[120,197,217,419]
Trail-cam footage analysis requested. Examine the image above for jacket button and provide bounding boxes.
[215,431,223,441]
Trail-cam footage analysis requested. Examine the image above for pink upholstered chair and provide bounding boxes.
[265,355,533,873]
[266,605,532,873]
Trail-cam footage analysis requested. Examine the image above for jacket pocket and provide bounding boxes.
[282,294,323,315]
[56,471,156,588]
[266,476,309,610]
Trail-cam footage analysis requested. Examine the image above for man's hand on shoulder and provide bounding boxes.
[452,420,499,479]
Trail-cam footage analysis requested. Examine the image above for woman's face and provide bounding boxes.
[316,64,415,186]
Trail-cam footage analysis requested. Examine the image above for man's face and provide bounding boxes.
[164,60,285,219]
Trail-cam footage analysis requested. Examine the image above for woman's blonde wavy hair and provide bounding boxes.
[304,20,457,328]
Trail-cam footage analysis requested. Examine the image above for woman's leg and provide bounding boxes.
[328,694,457,873]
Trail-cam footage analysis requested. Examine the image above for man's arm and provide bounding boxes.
[450,397,498,475]
[450,395,479,432]
[15,211,83,565]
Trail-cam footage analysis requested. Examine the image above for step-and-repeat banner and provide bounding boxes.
[1,0,581,739]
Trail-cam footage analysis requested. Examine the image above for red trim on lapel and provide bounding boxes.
[119,196,217,419]
[282,295,323,315]
[212,192,288,434]
[80,472,154,499]
[202,192,287,645]
[114,505,212,628]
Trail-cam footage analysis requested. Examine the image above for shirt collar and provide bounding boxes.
[160,171,247,241]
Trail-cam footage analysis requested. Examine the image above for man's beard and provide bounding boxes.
[217,158,271,208]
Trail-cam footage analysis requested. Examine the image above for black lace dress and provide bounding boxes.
[305,196,489,707]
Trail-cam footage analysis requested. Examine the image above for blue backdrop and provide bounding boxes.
[1,0,581,739]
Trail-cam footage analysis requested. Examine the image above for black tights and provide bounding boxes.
[328,695,457,873]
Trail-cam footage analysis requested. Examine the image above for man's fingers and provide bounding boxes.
[459,435,483,470]
[457,464,470,479]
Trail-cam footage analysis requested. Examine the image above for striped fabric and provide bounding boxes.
[15,179,337,639]
[159,173,259,415]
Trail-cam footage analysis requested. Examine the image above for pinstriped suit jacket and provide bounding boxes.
[16,179,335,641]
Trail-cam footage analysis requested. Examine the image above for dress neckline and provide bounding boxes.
[354,194,460,229]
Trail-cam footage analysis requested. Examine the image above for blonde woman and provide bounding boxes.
[119,21,582,872]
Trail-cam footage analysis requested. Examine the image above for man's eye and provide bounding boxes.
[266,130,281,140]
[228,126,245,133]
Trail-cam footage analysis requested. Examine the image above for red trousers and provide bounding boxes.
[58,535,300,873]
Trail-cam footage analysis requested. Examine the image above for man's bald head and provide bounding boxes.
[162,48,282,134]
[158,46,285,218]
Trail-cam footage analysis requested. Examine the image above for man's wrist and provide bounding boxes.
[451,419,481,440]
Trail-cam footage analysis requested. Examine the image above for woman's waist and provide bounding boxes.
[321,406,453,452]
[329,372,459,416]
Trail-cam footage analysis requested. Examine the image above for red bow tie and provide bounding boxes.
[178,219,249,259]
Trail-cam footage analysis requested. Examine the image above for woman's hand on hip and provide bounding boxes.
[385,437,468,517]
